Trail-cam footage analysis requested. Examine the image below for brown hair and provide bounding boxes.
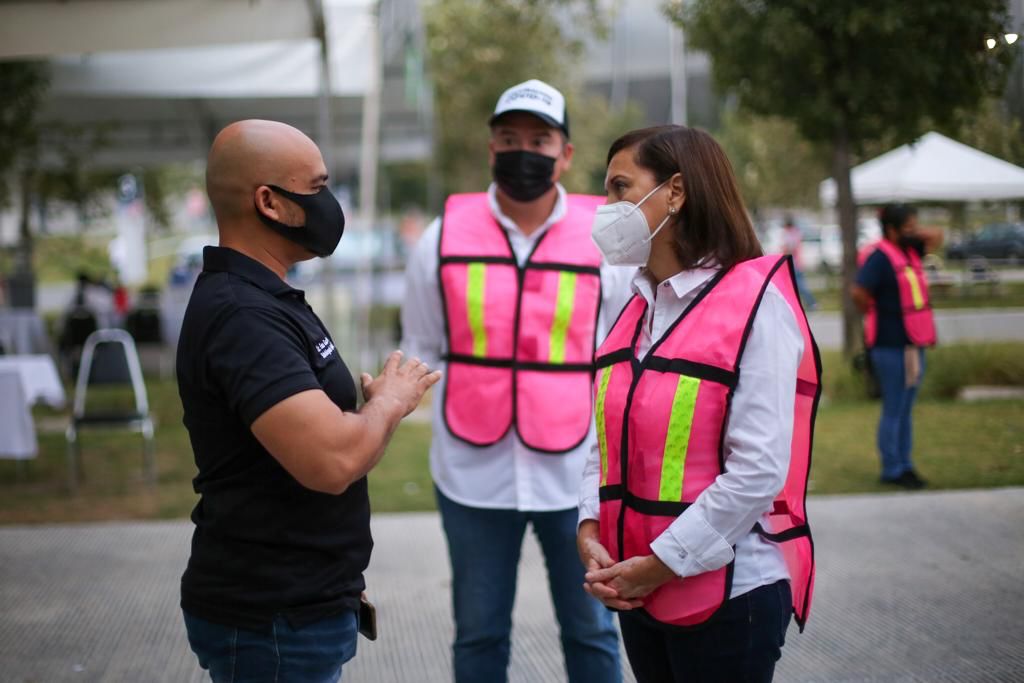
[607,125,761,270]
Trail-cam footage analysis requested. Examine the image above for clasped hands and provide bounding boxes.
[576,519,676,611]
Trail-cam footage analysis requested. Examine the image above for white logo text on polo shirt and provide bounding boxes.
[316,336,336,359]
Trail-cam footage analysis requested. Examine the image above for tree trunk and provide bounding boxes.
[17,168,33,266]
[832,125,860,358]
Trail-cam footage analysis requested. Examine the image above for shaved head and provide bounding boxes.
[206,119,328,227]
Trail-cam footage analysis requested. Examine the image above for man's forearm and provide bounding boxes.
[333,396,406,489]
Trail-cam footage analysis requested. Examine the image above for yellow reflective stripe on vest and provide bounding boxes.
[659,375,701,501]
[549,271,578,364]
[467,263,488,357]
[596,365,613,486]
[904,266,925,310]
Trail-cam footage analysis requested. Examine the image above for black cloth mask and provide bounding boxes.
[492,150,556,202]
[256,185,345,257]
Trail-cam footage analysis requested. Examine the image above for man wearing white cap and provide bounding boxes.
[401,80,630,682]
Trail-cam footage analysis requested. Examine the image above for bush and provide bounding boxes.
[821,343,1024,402]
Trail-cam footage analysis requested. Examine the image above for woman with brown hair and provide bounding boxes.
[577,125,821,682]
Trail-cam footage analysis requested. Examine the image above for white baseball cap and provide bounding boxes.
[489,79,570,138]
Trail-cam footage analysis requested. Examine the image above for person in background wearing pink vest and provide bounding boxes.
[852,204,942,489]
[781,215,817,310]
[577,125,820,683]
[400,80,633,683]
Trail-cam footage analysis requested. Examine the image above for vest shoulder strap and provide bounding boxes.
[652,256,786,369]
[440,193,513,259]
[596,295,645,363]
[530,194,605,268]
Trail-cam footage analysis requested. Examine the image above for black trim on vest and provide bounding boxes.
[616,309,648,564]
[606,264,769,632]
[644,357,738,389]
[443,353,593,374]
[781,255,822,633]
[595,348,633,369]
[642,268,731,363]
[436,201,603,453]
[753,522,810,544]
[437,213,515,449]
[439,255,517,265]
[734,257,788,370]
[525,261,603,275]
[599,485,692,517]
[514,227,596,456]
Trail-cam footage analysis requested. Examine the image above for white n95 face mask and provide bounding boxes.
[591,180,673,267]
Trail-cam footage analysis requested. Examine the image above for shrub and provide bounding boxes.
[821,343,1024,402]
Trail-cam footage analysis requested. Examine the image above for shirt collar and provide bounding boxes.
[486,182,567,237]
[631,264,721,305]
[202,246,298,297]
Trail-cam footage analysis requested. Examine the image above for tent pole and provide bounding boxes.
[308,0,339,339]
[356,2,382,375]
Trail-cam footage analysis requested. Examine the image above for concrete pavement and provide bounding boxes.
[1,488,1023,682]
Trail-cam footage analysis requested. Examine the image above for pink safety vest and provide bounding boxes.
[439,193,604,453]
[862,240,937,348]
[595,255,819,631]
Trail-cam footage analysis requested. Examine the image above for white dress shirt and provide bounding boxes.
[578,265,804,598]
[401,183,635,511]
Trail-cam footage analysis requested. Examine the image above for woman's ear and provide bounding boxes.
[668,172,686,212]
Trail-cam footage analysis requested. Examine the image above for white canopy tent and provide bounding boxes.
[819,132,1024,206]
[0,0,429,357]
[0,1,427,174]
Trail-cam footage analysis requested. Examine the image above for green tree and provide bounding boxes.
[0,61,49,289]
[671,1,1012,355]
[949,97,1024,168]
[424,0,637,202]
[716,109,829,213]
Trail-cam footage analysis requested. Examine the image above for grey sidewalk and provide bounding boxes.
[1,488,1022,682]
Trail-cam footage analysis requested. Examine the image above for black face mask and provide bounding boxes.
[256,185,345,257]
[492,150,556,202]
[898,235,918,249]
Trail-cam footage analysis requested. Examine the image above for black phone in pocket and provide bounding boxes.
[358,597,377,641]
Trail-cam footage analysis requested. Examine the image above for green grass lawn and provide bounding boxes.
[811,280,1024,311]
[0,378,1021,524]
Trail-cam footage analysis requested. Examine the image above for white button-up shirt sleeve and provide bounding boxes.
[649,286,803,577]
[400,218,444,368]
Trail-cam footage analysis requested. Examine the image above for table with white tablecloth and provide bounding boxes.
[0,355,66,408]
[0,309,51,355]
[0,355,66,461]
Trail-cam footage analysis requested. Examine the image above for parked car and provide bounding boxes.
[947,223,1024,262]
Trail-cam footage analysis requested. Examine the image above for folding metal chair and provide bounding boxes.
[65,329,155,493]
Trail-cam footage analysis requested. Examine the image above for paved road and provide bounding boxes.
[36,281,1024,355]
[1,488,1022,682]
[807,307,1024,350]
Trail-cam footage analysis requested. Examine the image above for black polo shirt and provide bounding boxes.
[856,239,925,348]
[177,246,371,632]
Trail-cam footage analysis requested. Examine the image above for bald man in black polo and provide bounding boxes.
[177,119,440,683]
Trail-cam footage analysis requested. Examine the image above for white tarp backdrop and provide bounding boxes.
[820,132,1024,205]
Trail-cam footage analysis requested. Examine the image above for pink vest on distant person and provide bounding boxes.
[861,240,937,348]
[595,255,819,630]
[439,193,604,453]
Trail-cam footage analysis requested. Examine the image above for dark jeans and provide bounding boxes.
[436,487,621,683]
[618,580,792,683]
[183,609,358,683]
[870,346,925,480]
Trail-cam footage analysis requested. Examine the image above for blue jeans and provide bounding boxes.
[436,488,621,683]
[618,580,792,683]
[183,609,358,683]
[870,346,926,480]
[793,268,817,310]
